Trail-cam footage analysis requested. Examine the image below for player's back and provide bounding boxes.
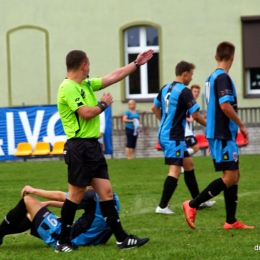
[205,69,238,140]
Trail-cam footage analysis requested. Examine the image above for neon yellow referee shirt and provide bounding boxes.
[57,78,102,139]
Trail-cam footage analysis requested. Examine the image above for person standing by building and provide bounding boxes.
[123,100,140,159]
[56,49,153,252]
[152,61,206,215]
[182,41,254,230]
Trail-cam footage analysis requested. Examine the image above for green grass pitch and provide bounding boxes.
[0,155,259,260]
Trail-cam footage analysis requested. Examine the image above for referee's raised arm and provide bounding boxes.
[101,49,153,89]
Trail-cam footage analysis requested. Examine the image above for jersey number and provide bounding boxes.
[164,93,170,113]
[47,215,58,227]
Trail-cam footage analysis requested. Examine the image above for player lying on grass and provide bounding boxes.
[0,185,120,249]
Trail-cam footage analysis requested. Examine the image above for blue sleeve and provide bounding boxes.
[124,110,130,116]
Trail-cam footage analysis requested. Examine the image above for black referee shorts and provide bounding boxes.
[64,138,109,187]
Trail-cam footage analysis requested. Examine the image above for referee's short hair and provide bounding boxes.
[66,50,88,71]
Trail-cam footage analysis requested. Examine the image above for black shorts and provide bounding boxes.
[185,135,198,147]
[64,138,109,187]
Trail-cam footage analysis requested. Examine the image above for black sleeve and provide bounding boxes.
[181,88,198,111]
[215,74,233,100]
[156,87,163,103]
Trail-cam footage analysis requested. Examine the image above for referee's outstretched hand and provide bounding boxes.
[136,49,154,66]
[100,93,113,106]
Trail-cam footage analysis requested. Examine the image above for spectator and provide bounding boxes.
[123,100,140,159]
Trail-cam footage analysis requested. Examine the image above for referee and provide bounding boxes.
[56,49,153,252]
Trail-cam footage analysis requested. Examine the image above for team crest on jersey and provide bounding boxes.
[225,89,232,95]
[233,152,237,162]
[75,97,80,102]
[81,89,85,98]
[223,151,229,160]
[176,150,180,157]
[220,91,225,96]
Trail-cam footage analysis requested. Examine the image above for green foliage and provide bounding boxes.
[0,155,259,260]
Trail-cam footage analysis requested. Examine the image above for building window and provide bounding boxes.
[246,68,260,91]
[241,16,260,97]
[124,26,159,100]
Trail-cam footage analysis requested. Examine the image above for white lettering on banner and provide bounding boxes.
[0,139,4,155]
[19,110,45,149]
[6,112,15,155]
[43,112,67,145]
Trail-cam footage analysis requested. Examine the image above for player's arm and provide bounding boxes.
[186,116,194,123]
[77,92,113,120]
[220,102,248,140]
[183,88,205,126]
[21,185,66,202]
[101,49,154,89]
[151,104,161,120]
[192,111,206,126]
[122,113,134,123]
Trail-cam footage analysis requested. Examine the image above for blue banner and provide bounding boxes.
[0,105,113,161]
[103,105,113,155]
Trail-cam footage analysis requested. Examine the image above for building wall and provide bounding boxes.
[1,0,260,114]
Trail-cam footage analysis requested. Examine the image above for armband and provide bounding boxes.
[133,60,140,68]
[96,101,108,113]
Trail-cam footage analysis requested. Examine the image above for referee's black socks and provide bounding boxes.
[100,200,127,243]
[59,199,78,244]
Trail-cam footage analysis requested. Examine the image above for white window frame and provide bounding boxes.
[124,26,159,99]
[246,69,260,95]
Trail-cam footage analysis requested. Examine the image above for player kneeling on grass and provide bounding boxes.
[0,185,120,249]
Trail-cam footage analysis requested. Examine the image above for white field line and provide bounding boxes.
[120,190,260,216]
